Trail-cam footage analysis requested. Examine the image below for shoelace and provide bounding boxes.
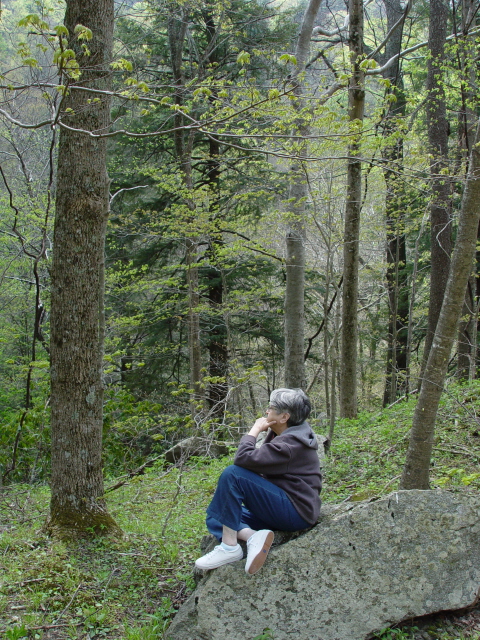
[204,545,228,557]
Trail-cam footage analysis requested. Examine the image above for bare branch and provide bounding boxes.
[109,184,150,205]
[367,0,413,62]
[312,14,349,38]
[221,229,284,262]
[0,108,53,130]
[367,26,480,75]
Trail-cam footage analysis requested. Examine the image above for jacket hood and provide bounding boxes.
[280,420,318,450]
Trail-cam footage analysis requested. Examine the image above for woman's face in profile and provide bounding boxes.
[265,406,289,433]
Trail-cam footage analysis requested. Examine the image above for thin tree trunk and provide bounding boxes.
[201,6,229,417]
[284,0,322,390]
[419,0,452,383]
[381,0,409,406]
[168,10,203,410]
[328,298,340,445]
[285,198,306,389]
[340,0,365,418]
[455,0,478,380]
[48,0,121,537]
[400,118,480,489]
[457,278,475,380]
[323,299,331,420]
[405,211,429,395]
[205,151,229,418]
[186,238,202,404]
[206,240,228,419]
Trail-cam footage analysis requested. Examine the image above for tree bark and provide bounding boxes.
[200,5,229,417]
[380,0,409,406]
[457,277,475,380]
[400,118,480,489]
[455,0,478,380]
[419,0,452,383]
[284,0,322,390]
[186,238,202,406]
[167,8,203,409]
[205,119,228,419]
[48,0,121,538]
[340,0,365,418]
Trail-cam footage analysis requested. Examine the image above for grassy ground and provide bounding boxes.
[1,380,480,640]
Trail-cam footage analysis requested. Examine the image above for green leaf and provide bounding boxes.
[111,58,134,71]
[74,24,93,40]
[236,50,251,65]
[54,25,69,36]
[279,54,297,65]
[23,58,40,68]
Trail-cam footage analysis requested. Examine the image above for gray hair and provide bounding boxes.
[269,388,311,426]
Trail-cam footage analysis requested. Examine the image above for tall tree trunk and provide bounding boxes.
[168,9,203,409]
[457,278,475,380]
[340,0,365,418]
[476,219,480,376]
[381,0,409,406]
[48,0,121,538]
[186,238,202,405]
[400,119,480,489]
[206,242,228,418]
[455,0,478,380]
[419,0,452,384]
[284,184,307,389]
[284,0,322,390]
[201,5,229,417]
[205,118,228,418]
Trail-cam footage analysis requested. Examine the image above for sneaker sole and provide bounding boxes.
[246,531,274,575]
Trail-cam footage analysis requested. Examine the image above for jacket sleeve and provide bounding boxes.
[233,433,292,474]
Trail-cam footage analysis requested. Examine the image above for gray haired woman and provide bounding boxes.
[195,388,322,575]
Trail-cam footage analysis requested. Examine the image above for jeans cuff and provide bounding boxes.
[206,507,240,532]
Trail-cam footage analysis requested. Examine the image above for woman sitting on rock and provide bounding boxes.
[195,387,322,575]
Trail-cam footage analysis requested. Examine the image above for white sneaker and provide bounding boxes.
[245,530,274,575]
[195,544,243,570]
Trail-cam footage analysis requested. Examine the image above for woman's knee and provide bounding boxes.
[218,465,259,485]
[216,465,238,490]
[218,464,237,482]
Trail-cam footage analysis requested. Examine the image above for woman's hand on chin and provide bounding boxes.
[249,417,275,437]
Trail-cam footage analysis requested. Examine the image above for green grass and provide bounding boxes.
[322,380,480,502]
[0,459,225,640]
[1,381,480,639]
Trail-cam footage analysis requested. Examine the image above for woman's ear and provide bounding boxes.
[280,412,290,424]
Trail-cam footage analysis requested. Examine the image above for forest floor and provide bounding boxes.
[1,381,480,640]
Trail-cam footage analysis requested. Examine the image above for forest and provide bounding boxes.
[1,0,480,637]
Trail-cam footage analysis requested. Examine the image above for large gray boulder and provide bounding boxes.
[167,490,480,640]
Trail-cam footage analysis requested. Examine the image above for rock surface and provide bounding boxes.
[166,490,480,640]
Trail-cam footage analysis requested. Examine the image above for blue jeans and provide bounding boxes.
[206,465,310,541]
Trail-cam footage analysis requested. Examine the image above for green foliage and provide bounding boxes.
[251,628,275,640]
[323,380,480,501]
[124,607,174,640]
[373,627,419,639]
[0,454,229,638]
[5,625,29,640]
